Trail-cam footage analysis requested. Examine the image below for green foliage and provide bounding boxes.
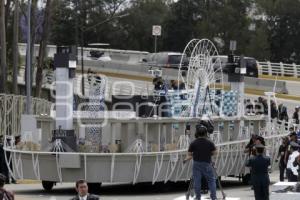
[114,0,170,51]
[257,0,300,63]
[14,0,300,63]
[50,0,77,45]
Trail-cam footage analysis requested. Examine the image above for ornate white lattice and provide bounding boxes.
[178,39,224,117]
[85,75,106,152]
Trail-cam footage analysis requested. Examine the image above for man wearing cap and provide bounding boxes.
[286,141,300,182]
[184,125,217,200]
[246,144,270,200]
[0,174,14,200]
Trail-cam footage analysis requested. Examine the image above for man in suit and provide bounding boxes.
[70,180,99,200]
[246,144,271,200]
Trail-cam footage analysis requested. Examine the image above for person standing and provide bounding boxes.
[293,154,300,181]
[70,180,99,200]
[0,138,9,184]
[286,142,300,182]
[275,137,289,181]
[184,124,217,200]
[0,174,14,200]
[293,107,299,124]
[246,144,271,200]
[244,134,257,156]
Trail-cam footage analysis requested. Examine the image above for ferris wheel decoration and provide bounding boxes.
[178,39,224,117]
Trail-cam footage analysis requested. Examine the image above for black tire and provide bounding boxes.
[242,174,251,185]
[87,182,102,193]
[42,181,54,191]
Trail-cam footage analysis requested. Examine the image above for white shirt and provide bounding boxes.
[287,151,299,175]
[79,195,87,200]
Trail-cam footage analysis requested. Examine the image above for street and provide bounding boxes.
[6,171,281,200]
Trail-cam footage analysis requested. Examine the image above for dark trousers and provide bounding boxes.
[193,161,217,200]
[287,168,298,182]
[279,163,286,182]
[201,176,208,192]
[252,175,269,200]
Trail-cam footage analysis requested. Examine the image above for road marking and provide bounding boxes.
[174,195,240,200]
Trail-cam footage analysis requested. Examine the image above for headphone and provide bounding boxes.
[195,124,208,138]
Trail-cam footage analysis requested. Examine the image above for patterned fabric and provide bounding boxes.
[168,89,221,117]
[222,91,238,116]
[85,76,106,152]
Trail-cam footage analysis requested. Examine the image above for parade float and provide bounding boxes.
[2,39,289,191]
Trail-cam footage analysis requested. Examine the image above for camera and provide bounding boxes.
[196,120,214,134]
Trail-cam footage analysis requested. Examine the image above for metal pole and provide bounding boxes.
[81,31,85,96]
[264,92,274,130]
[154,36,157,53]
[26,0,32,114]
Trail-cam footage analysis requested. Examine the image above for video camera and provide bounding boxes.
[196,120,214,134]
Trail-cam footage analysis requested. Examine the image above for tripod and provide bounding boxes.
[185,165,226,200]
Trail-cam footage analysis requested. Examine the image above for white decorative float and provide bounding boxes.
[2,39,289,191]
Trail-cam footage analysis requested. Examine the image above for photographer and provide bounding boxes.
[183,124,217,200]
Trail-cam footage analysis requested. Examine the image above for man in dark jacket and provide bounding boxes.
[293,107,299,124]
[70,180,99,200]
[275,136,289,181]
[184,125,217,200]
[246,144,271,200]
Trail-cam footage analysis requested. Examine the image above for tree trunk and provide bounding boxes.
[12,0,19,94]
[30,0,37,94]
[25,0,37,95]
[35,0,52,97]
[5,0,12,29]
[0,0,7,93]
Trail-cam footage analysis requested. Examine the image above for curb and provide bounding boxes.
[16,180,41,184]
[259,74,300,82]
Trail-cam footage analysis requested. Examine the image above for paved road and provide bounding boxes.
[6,171,282,200]
[285,80,300,96]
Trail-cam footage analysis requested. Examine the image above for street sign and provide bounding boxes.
[152,25,162,36]
[229,40,237,51]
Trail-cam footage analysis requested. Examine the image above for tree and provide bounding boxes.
[163,0,253,54]
[49,0,76,46]
[0,0,7,93]
[116,0,170,51]
[35,0,53,97]
[200,0,252,55]
[163,0,201,51]
[257,0,300,63]
[29,0,38,90]
[245,24,271,61]
[5,0,12,29]
[12,0,20,94]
